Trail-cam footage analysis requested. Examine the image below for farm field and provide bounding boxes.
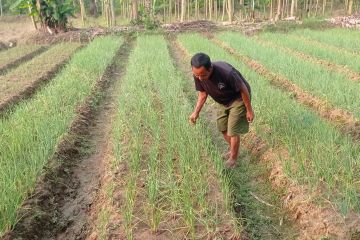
[0,45,47,74]
[0,36,122,235]
[0,43,81,113]
[291,28,360,53]
[1,27,359,240]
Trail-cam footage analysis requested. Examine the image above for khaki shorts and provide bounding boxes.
[217,100,249,136]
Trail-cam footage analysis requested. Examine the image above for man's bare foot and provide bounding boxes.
[221,151,231,160]
[225,159,236,169]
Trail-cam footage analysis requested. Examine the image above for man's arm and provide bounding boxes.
[238,80,254,123]
[189,91,208,124]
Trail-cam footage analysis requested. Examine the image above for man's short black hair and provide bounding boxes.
[191,53,212,69]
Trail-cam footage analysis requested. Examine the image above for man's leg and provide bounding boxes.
[222,131,231,145]
[221,131,231,159]
[225,100,248,168]
[230,135,240,161]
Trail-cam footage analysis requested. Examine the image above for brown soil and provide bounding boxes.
[207,35,360,142]
[0,45,82,116]
[25,26,140,45]
[25,28,109,44]
[0,46,48,75]
[254,37,360,82]
[1,35,134,240]
[162,20,218,32]
[0,16,35,45]
[172,35,360,239]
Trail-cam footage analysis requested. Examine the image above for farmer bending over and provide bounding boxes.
[189,53,254,168]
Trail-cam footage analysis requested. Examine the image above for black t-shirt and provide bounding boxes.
[194,61,251,105]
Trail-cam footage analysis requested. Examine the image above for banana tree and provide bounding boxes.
[11,0,74,32]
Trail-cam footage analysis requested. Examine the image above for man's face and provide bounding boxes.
[192,66,212,81]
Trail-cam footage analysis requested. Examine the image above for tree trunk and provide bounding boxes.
[195,0,198,19]
[169,0,172,21]
[79,0,86,27]
[322,0,326,15]
[89,0,98,16]
[290,0,295,17]
[227,0,233,21]
[205,0,208,18]
[281,0,285,19]
[274,0,281,21]
[270,0,273,20]
[0,0,3,17]
[187,0,190,20]
[330,0,333,14]
[180,0,186,22]
[28,1,38,29]
[214,0,217,20]
[315,0,319,15]
[209,0,213,20]
[347,0,353,14]
[222,0,226,21]
[251,0,255,19]
[174,0,177,20]
[132,0,138,20]
[344,0,348,12]
[110,0,115,25]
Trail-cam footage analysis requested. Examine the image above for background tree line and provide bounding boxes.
[0,0,358,29]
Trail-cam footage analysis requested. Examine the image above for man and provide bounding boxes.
[189,53,254,168]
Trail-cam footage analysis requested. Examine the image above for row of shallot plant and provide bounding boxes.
[256,32,360,74]
[216,32,360,119]
[112,34,240,239]
[178,33,360,215]
[0,43,81,104]
[0,36,123,235]
[291,28,360,53]
[0,44,45,71]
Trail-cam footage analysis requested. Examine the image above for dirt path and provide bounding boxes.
[2,35,134,240]
[0,16,35,44]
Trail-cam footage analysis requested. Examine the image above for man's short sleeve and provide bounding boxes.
[228,70,245,92]
[194,76,205,91]
[229,70,251,98]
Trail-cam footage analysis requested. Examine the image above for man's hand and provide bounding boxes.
[189,112,199,124]
[246,109,254,123]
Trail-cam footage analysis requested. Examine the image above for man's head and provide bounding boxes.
[191,52,213,81]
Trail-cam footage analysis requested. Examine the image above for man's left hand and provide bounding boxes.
[246,109,254,123]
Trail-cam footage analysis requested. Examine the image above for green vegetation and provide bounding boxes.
[178,33,360,215]
[216,32,360,118]
[0,44,44,71]
[0,36,122,234]
[11,0,74,31]
[0,43,81,105]
[112,35,240,239]
[257,32,360,74]
[292,28,360,53]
